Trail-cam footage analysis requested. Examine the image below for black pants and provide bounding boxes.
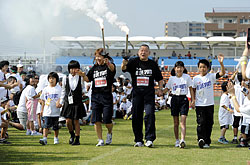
[195,105,214,145]
[132,88,156,143]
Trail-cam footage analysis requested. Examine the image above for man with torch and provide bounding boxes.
[121,44,164,147]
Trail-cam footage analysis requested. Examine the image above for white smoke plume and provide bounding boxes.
[60,0,129,34]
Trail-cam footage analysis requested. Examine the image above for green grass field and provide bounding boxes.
[0,104,249,165]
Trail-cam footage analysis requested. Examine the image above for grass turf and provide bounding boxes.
[0,104,249,165]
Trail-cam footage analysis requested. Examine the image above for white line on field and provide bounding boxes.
[79,147,123,165]
[79,123,175,164]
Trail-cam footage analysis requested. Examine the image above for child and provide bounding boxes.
[230,72,244,144]
[227,80,250,148]
[164,61,194,148]
[112,85,118,121]
[25,75,41,136]
[39,72,61,145]
[58,60,86,145]
[193,54,225,148]
[0,97,10,144]
[218,82,233,144]
[120,97,132,117]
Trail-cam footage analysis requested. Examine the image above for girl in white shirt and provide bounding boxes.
[164,61,194,148]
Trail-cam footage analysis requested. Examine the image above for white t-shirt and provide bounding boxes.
[239,97,250,120]
[166,73,193,95]
[25,85,36,100]
[218,93,232,126]
[0,70,5,82]
[40,85,62,117]
[123,83,132,95]
[246,60,250,79]
[119,100,132,111]
[112,92,117,110]
[17,85,36,113]
[193,73,217,106]
[231,84,245,117]
[17,87,29,113]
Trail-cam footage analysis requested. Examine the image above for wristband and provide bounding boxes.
[241,61,247,65]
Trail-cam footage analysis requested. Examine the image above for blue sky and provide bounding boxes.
[0,0,249,53]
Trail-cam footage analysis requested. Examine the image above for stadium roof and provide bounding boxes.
[51,36,247,49]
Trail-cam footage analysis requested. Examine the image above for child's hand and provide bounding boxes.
[217,53,224,63]
[191,100,195,109]
[56,100,62,108]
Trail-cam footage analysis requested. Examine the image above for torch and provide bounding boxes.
[101,27,106,54]
[123,32,130,60]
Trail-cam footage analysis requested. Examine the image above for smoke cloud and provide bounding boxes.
[60,0,129,33]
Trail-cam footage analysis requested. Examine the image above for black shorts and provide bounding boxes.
[170,95,189,116]
[232,116,242,128]
[241,125,250,135]
[43,117,59,130]
[91,93,113,124]
[220,125,229,129]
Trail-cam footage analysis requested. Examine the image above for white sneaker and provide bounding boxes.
[134,142,144,147]
[54,138,59,144]
[204,144,210,148]
[175,140,180,147]
[26,130,31,135]
[96,139,104,146]
[198,139,205,148]
[145,141,153,148]
[179,140,186,148]
[105,133,112,145]
[31,131,42,136]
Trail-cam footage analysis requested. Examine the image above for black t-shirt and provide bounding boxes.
[122,57,163,89]
[87,63,116,94]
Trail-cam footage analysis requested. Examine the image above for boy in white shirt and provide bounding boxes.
[193,55,225,148]
[39,72,62,145]
[119,97,132,117]
[218,82,233,144]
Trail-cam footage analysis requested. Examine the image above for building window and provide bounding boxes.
[239,32,247,37]
[240,19,244,24]
[213,33,222,36]
[224,32,235,36]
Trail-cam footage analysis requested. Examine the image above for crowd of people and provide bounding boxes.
[0,41,250,149]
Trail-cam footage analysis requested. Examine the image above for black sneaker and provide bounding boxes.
[231,139,238,144]
[71,141,80,145]
[0,139,11,144]
[69,137,75,144]
[198,139,205,148]
[236,142,249,147]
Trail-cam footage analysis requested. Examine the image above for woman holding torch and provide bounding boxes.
[80,48,116,146]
